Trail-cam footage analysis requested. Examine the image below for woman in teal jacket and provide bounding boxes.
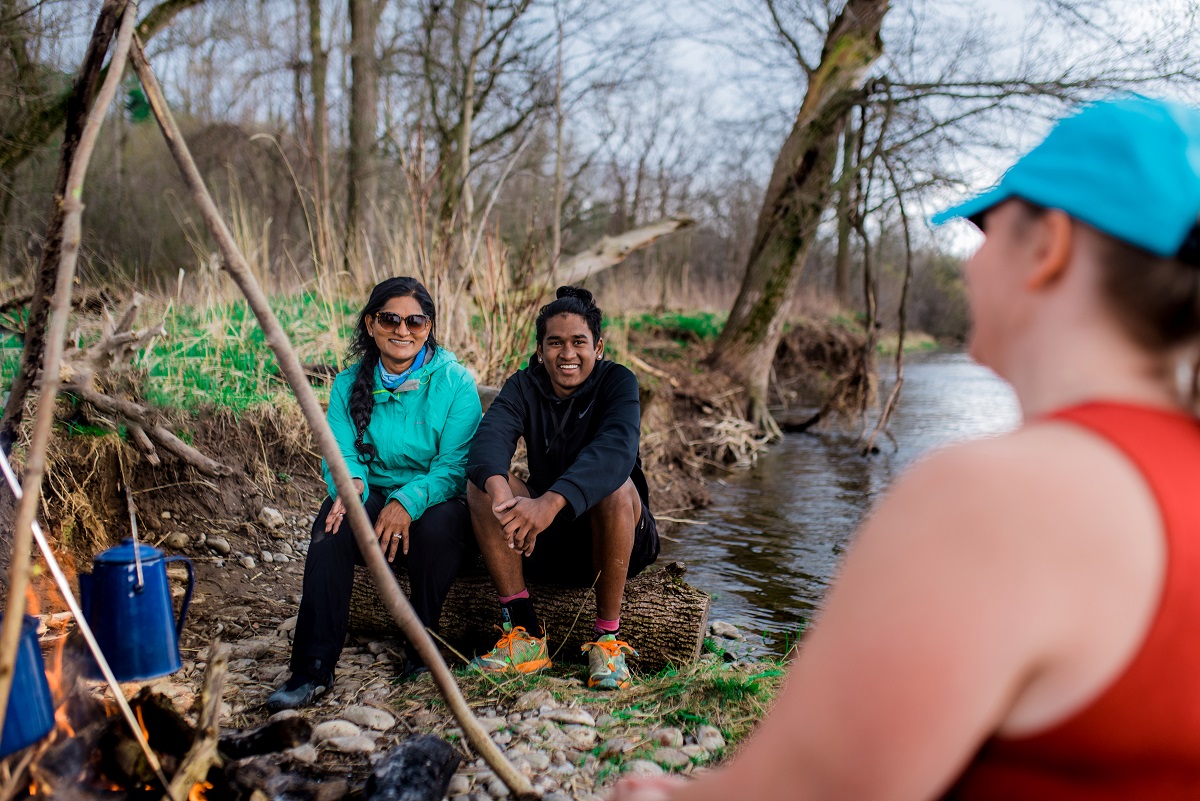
[269,277,482,711]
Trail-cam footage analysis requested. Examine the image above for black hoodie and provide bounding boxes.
[467,357,649,519]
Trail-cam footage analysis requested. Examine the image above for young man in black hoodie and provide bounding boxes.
[466,286,659,689]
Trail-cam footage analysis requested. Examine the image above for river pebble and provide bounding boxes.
[288,743,318,763]
[230,638,272,659]
[312,720,362,742]
[165,532,189,550]
[594,712,614,728]
[649,727,684,748]
[259,506,285,529]
[681,744,706,759]
[486,777,510,797]
[269,709,300,723]
[653,747,692,769]
[543,707,596,727]
[696,725,726,751]
[599,737,635,758]
[206,536,231,555]
[239,556,256,569]
[565,726,597,749]
[623,760,665,777]
[324,735,377,754]
[513,688,556,711]
[446,774,470,796]
[478,716,507,734]
[542,794,573,801]
[710,621,742,640]
[277,541,294,556]
[262,551,274,563]
[343,704,396,731]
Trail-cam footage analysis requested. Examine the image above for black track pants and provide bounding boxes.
[289,490,474,680]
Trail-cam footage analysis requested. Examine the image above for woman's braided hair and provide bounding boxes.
[346,277,438,463]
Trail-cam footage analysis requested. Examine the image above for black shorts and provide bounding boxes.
[522,504,660,587]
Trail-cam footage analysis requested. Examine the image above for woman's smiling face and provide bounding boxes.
[537,312,603,398]
[366,294,429,373]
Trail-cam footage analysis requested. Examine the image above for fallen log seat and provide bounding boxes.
[348,561,710,672]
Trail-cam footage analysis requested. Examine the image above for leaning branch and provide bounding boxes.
[128,35,538,801]
[547,214,696,288]
[0,0,150,775]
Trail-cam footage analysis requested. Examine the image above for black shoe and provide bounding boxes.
[267,671,331,712]
[398,648,430,682]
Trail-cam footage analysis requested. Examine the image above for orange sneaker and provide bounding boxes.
[470,624,552,674]
[582,634,636,689]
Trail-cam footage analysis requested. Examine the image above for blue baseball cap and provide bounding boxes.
[932,96,1200,260]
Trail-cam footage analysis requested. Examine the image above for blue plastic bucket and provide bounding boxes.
[0,614,55,757]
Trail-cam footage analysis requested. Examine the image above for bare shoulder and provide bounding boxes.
[885,420,1155,538]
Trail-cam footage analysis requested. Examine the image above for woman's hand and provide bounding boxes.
[608,776,688,801]
[375,499,413,561]
[325,479,365,533]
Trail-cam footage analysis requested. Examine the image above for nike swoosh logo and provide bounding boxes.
[578,401,594,419]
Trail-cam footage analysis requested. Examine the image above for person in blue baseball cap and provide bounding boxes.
[610,95,1200,801]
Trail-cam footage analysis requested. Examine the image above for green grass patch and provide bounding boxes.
[621,311,726,343]
[138,292,354,411]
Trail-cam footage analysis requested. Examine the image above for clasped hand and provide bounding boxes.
[493,495,559,556]
[326,479,412,562]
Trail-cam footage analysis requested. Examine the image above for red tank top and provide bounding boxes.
[946,402,1200,800]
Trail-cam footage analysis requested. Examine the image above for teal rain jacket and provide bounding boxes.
[322,346,482,520]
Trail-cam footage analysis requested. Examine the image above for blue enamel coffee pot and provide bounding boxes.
[0,614,55,758]
[79,539,194,682]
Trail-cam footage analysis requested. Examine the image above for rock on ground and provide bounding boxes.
[343,704,396,731]
[710,620,742,640]
[312,720,362,742]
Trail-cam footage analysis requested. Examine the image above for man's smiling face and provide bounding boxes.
[537,313,602,398]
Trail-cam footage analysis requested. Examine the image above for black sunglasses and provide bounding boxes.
[374,312,429,334]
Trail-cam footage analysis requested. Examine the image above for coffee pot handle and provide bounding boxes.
[164,555,195,637]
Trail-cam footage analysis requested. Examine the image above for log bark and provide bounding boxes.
[706,0,888,437]
[349,561,710,672]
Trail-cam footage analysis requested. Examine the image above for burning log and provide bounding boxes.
[362,736,460,801]
[217,718,312,761]
[349,561,711,671]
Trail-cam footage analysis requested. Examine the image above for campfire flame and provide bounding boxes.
[188,780,213,801]
[47,636,75,739]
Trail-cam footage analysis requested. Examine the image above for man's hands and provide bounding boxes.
[375,500,412,562]
[482,475,565,556]
[325,478,365,533]
[325,479,412,562]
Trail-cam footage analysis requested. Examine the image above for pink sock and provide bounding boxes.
[498,589,530,604]
[594,617,620,635]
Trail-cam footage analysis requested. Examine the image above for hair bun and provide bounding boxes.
[555,285,595,305]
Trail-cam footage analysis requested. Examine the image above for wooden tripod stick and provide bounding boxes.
[128,35,538,801]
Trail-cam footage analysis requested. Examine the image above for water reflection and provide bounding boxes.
[661,352,1021,645]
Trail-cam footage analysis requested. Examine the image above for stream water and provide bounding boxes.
[660,351,1022,649]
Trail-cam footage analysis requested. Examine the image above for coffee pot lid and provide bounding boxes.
[94,537,163,565]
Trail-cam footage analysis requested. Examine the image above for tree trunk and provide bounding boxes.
[344,0,379,280]
[306,0,332,273]
[706,0,888,437]
[834,112,859,306]
[348,561,710,672]
[0,0,124,454]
